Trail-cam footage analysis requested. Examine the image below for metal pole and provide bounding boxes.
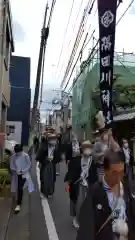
[31,3,49,131]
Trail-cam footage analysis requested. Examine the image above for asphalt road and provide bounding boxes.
[48,162,77,240]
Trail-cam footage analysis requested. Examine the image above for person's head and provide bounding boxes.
[72,132,77,142]
[110,139,120,152]
[14,144,23,154]
[100,129,109,142]
[93,130,100,143]
[48,134,57,146]
[104,150,124,188]
[5,149,12,156]
[122,139,129,149]
[41,136,46,143]
[81,140,92,157]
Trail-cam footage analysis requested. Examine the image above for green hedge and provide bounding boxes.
[0,169,10,185]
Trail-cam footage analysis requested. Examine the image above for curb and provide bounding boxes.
[2,197,14,240]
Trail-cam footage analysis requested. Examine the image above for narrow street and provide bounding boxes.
[1,1,135,239]
[4,160,77,240]
[47,162,77,240]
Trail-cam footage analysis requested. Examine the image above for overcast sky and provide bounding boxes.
[10,0,135,119]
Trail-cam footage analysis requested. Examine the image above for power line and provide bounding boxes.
[60,0,92,88]
[83,29,95,50]
[74,0,121,59]
[61,0,95,87]
[117,0,135,25]
[60,0,96,88]
[63,26,97,92]
[66,0,134,94]
[63,33,89,91]
[54,0,75,79]
[39,45,46,106]
[39,0,57,108]
[31,0,57,130]
[114,52,135,76]
[67,0,85,49]
[55,0,85,82]
[47,0,57,27]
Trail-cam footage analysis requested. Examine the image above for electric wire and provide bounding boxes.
[63,33,89,91]
[83,29,95,50]
[60,0,93,88]
[67,0,85,49]
[54,0,75,79]
[63,27,97,91]
[55,0,85,82]
[61,0,95,87]
[74,0,122,61]
[38,0,57,109]
[66,0,134,94]
[47,0,57,27]
[117,0,135,25]
[114,52,135,76]
[39,45,46,107]
[60,0,96,88]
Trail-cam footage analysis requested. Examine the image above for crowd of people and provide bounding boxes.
[35,126,135,240]
[6,125,135,239]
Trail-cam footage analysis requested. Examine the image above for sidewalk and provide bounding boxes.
[0,194,12,240]
[4,159,48,240]
[5,190,29,240]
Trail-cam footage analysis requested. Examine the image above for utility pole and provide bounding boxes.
[31,3,49,132]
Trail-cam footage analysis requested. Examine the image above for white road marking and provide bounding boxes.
[36,165,59,240]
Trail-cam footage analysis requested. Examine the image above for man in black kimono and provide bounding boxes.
[36,133,61,197]
[65,140,97,229]
[76,149,135,240]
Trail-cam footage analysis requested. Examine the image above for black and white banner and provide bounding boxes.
[98,0,117,127]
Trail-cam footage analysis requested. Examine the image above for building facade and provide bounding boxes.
[0,0,14,149]
[72,52,135,141]
[7,56,31,146]
[52,110,62,134]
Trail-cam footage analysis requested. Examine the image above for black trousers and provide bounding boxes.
[40,165,45,194]
[17,175,26,205]
[40,163,55,196]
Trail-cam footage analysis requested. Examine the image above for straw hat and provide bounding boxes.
[81,140,92,148]
[93,130,100,135]
[95,111,105,129]
[48,133,57,139]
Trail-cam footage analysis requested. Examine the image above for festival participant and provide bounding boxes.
[121,139,134,181]
[77,150,135,240]
[65,132,80,164]
[65,140,97,229]
[92,128,109,181]
[36,133,61,197]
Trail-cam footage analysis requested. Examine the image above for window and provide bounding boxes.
[6,125,15,136]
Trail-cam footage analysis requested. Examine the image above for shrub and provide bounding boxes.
[0,168,10,185]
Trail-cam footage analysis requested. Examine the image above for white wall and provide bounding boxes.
[6,121,22,144]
